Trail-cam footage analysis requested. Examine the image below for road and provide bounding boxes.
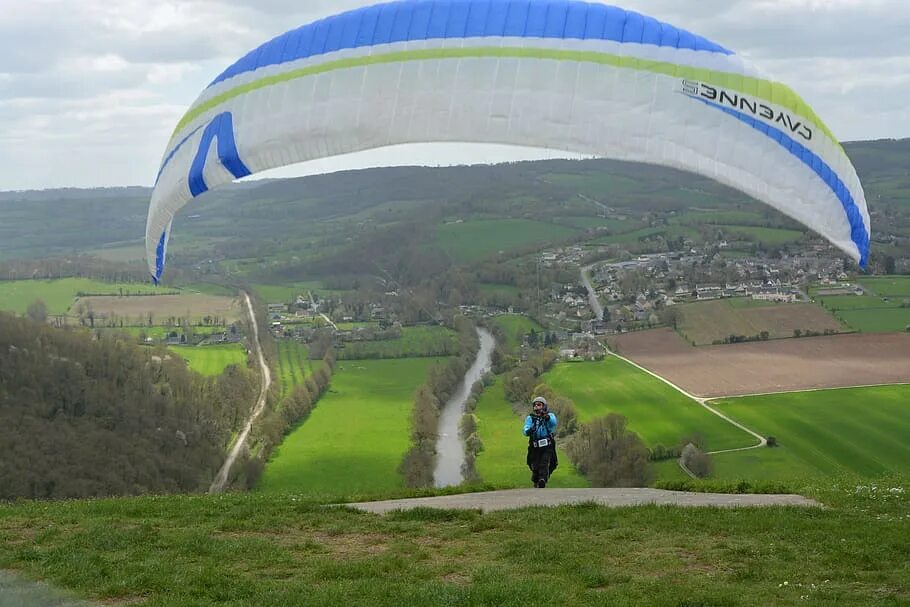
[209,291,272,494]
[580,263,605,321]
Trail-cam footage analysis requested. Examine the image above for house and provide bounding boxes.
[267,303,287,314]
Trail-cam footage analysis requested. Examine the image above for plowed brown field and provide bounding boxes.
[609,328,910,398]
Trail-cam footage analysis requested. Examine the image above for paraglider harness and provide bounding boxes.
[526,410,558,479]
[528,413,555,449]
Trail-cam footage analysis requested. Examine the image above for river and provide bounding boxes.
[433,327,496,488]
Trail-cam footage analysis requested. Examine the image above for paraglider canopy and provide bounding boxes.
[146,0,870,282]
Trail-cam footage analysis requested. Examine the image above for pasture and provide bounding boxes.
[257,358,445,496]
[337,325,459,359]
[711,385,910,480]
[715,225,804,245]
[860,276,910,297]
[473,379,588,488]
[170,344,247,376]
[676,298,844,345]
[488,314,544,352]
[817,293,910,333]
[435,219,576,262]
[0,278,170,315]
[543,358,753,452]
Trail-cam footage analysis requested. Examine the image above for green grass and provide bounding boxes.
[474,379,588,488]
[0,278,170,315]
[816,294,910,332]
[276,341,315,397]
[0,480,907,606]
[670,210,768,227]
[593,225,701,246]
[716,225,805,245]
[860,276,910,297]
[258,358,445,496]
[478,283,520,298]
[338,326,459,359]
[711,385,910,480]
[488,314,544,352]
[252,281,346,304]
[543,359,754,453]
[169,344,246,376]
[436,219,577,262]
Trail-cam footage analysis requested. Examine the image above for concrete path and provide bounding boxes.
[345,488,820,514]
[0,571,92,607]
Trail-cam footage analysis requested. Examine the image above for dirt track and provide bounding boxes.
[610,329,910,398]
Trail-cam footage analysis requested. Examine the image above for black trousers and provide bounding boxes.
[527,443,558,485]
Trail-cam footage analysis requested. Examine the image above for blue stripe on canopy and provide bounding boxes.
[691,96,869,268]
[209,0,732,88]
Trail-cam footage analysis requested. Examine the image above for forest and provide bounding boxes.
[0,313,258,499]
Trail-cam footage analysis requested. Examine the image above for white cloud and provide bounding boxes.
[0,0,907,190]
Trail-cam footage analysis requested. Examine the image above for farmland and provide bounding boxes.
[543,359,753,452]
[488,314,544,352]
[169,344,247,376]
[710,385,910,480]
[0,278,170,315]
[276,341,316,397]
[257,358,445,496]
[76,294,240,324]
[816,290,910,333]
[337,325,459,359]
[436,219,577,262]
[473,379,588,488]
[610,328,910,398]
[676,298,844,345]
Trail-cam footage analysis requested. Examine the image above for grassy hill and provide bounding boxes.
[710,385,910,481]
[0,482,906,606]
[258,358,446,496]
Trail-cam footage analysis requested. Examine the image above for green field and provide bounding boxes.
[276,340,316,397]
[716,225,805,245]
[711,385,910,480]
[258,358,444,495]
[488,314,544,352]
[0,278,171,315]
[252,281,346,304]
[338,326,459,359]
[474,379,588,488]
[860,276,910,297]
[543,359,753,453]
[478,283,521,298]
[817,293,910,332]
[436,219,577,262]
[594,225,702,246]
[169,344,246,376]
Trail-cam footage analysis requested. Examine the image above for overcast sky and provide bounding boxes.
[1,0,908,191]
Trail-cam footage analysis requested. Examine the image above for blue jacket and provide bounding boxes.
[523,413,557,440]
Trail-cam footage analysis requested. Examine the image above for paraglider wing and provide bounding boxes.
[146,0,870,282]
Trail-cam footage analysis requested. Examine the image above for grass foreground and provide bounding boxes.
[0,478,907,606]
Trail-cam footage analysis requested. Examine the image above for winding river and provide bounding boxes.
[433,328,496,488]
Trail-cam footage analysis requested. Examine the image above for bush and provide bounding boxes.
[681,443,714,479]
[766,436,778,447]
[567,413,653,487]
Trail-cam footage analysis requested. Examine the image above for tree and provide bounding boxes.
[681,443,713,478]
[567,413,653,487]
[26,299,48,324]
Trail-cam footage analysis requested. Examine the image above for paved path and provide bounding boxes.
[0,571,92,607]
[345,488,820,514]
